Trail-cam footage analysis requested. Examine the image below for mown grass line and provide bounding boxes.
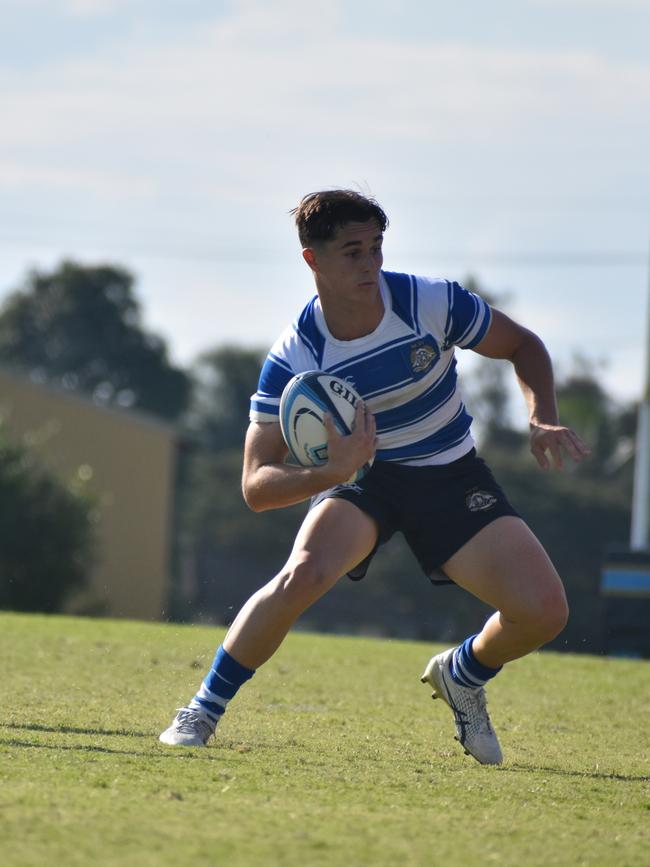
[0,612,648,867]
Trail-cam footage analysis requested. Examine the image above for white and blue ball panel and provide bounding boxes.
[279,372,372,481]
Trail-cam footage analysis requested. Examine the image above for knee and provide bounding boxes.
[529,587,569,644]
[276,556,335,609]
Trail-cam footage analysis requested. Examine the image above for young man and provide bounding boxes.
[160,190,590,764]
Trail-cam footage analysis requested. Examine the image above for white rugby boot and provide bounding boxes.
[159,707,217,747]
[420,648,503,765]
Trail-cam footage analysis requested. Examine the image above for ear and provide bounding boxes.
[302,248,318,273]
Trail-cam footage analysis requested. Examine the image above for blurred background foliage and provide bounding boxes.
[0,261,636,653]
[0,426,95,612]
[0,260,191,421]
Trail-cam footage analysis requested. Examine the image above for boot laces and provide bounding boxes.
[174,708,214,738]
[454,687,493,737]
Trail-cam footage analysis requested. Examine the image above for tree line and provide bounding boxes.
[0,261,635,652]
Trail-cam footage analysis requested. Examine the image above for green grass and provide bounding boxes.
[0,613,648,867]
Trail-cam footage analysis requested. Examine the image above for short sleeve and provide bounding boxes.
[249,351,294,422]
[443,281,492,349]
[249,322,317,423]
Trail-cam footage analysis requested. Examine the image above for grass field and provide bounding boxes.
[0,613,648,867]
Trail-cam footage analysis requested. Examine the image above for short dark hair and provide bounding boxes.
[291,189,389,247]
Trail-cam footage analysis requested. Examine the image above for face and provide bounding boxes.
[303,220,384,299]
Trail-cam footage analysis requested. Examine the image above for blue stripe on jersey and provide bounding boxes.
[464,300,491,348]
[443,280,454,347]
[374,359,457,433]
[257,355,295,401]
[296,297,325,366]
[251,399,279,416]
[454,289,481,346]
[328,337,429,397]
[445,281,490,348]
[376,405,473,461]
[384,271,419,332]
[412,274,419,333]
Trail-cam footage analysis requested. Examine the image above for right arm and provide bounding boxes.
[242,403,376,512]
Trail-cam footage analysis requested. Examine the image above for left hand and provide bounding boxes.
[529,423,591,471]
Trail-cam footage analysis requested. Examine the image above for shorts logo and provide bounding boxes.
[342,482,363,494]
[466,490,497,512]
[410,341,437,374]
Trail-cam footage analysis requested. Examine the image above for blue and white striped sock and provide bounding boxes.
[188,645,255,724]
[450,634,502,689]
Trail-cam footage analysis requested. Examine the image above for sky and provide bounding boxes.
[1,0,649,421]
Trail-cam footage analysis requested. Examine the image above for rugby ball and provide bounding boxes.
[279,371,374,483]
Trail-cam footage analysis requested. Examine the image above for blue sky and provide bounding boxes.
[1,0,649,417]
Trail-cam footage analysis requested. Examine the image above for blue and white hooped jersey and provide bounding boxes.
[249,271,492,466]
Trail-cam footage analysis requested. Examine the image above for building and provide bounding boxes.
[0,367,178,620]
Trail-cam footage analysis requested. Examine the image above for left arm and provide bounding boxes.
[472,309,591,470]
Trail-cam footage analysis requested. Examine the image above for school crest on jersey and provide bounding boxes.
[409,339,438,375]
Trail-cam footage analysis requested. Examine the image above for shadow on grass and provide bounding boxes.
[500,763,650,784]
[0,735,225,761]
[1,721,151,738]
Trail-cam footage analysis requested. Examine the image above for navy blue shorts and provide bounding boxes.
[311,449,520,585]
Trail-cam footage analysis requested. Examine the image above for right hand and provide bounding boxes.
[323,402,377,485]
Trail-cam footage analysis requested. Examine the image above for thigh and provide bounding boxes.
[440,515,566,617]
[285,497,380,583]
[400,453,521,580]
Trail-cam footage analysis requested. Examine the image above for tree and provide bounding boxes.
[0,260,191,421]
[186,346,265,449]
[0,430,95,612]
[460,277,525,450]
[555,356,618,472]
[173,345,291,621]
[175,445,306,623]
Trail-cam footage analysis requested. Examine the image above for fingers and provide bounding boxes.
[323,403,376,483]
[351,401,375,434]
[366,406,377,439]
[360,401,376,436]
[531,425,592,471]
[353,401,365,431]
[363,405,378,450]
[323,412,337,437]
[531,441,550,471]
[547,437,563,470]
[325,402,375,439]
[565,429,592,460]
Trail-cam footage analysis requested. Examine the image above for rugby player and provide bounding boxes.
[160,190,590,764]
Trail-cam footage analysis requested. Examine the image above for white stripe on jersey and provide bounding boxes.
[363,352,455,410]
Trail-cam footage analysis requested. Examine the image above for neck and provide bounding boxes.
[318,284,384,340]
